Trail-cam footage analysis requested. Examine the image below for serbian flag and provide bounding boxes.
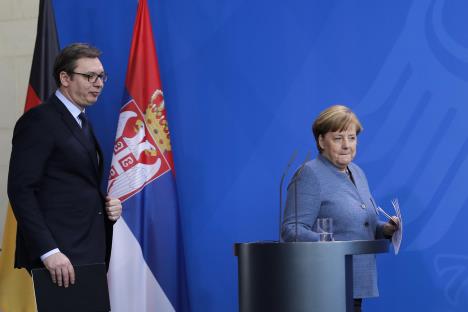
[0,0,59,311]
[107,0,189,311]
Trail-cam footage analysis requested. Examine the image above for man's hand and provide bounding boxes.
[105,196,122,221]
[42,252,75,287]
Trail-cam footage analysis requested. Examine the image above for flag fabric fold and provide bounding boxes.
[0,0,59,311]
[107,0,189,311]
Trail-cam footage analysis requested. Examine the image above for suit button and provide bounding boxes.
[361,204,366,209]
[98,211,102,215]
[364,222,369,227]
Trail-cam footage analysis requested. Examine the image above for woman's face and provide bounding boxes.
[318,124,357,171]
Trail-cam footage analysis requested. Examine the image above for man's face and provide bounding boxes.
[60,57,105,109]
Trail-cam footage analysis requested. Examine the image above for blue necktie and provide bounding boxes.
[78,112,94,145]
[78,112,101,168]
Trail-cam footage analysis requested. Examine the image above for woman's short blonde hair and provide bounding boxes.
[312,105,362,152]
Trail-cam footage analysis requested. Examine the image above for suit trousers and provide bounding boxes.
[354,298,362,312]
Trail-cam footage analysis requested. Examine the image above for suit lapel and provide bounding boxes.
[89,122,104,180]
[347,166,363,195]
[50,95,101,177]
[318,154,363,200]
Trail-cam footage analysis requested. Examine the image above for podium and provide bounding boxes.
[234,240,389,312]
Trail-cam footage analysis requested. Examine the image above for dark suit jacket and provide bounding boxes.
[8,94,113,270]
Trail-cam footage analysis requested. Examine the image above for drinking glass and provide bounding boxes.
[315,218,334,241]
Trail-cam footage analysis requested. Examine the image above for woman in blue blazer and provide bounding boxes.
[282,105,399,312]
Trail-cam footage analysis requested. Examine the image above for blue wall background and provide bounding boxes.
[52,0,468,310]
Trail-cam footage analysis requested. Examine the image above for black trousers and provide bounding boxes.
[354,298,362,312]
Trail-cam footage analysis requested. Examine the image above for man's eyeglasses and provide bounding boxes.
[71,72,108,83]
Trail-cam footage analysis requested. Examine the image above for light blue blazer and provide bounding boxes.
[281,154,386,298]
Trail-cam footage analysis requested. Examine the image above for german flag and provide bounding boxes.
[0,0,59,310]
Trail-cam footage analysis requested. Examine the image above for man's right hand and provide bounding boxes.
[42,252,75,287]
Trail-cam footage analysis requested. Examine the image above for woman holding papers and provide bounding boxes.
[281,105,399,312]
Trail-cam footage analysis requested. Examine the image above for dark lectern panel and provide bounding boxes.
[234,240,389,312]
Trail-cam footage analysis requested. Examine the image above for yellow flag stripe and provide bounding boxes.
[0,205,36,312]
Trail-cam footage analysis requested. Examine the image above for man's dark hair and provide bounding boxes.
[53,43,102,86]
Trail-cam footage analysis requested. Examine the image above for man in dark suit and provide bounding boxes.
[8,43,122,288]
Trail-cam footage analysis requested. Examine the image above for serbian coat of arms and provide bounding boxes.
[108,89,172,202]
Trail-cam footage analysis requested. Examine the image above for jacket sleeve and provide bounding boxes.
[281,165,321,242]
[7,110,58,261]
[375,220,387,239]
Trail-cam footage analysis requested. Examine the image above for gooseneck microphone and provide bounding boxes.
[279,150,298,242]
[290,151,311,242]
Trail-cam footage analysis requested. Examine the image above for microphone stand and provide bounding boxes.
[279,150,298,242]
[290,150,311,242]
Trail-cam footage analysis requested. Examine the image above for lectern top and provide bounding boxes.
[234,239,389,256]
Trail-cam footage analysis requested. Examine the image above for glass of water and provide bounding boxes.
[315,218,334,241]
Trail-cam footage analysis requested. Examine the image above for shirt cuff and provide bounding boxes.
[40,248,60,261]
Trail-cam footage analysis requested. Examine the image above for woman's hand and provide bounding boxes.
[382,216,400,238]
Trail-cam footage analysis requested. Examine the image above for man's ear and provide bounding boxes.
[59,71,70,87]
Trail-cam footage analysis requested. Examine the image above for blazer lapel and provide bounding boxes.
[318,154,363,200]
[89,122,104,180]
[50,95,100,177]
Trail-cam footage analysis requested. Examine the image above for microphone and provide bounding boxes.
[279,150,298,242]
[290,150,311,242]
